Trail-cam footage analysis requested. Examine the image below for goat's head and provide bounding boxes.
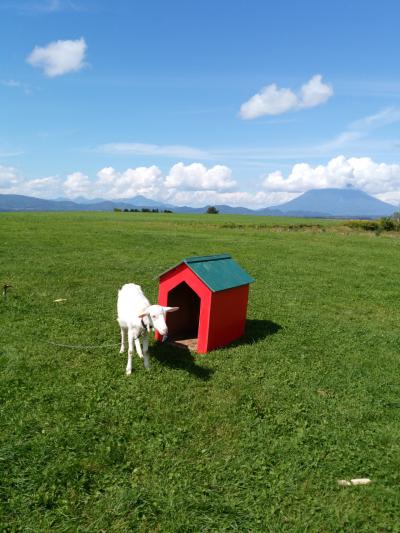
[139,305,179,336]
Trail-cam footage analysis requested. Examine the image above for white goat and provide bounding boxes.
[117,283,178,374]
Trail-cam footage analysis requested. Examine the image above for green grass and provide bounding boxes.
[1,211,400,531]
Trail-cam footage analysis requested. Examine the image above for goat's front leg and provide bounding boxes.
[120,327,126,354]
[134,337,144,361]
[126,328,135,375]
[142,332,150,370]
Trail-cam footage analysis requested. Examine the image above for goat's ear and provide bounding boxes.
[137,308,149,318]
[163,306,179,313]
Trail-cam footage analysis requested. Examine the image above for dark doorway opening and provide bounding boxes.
[166,282,200,351]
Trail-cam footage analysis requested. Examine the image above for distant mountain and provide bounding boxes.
[55,195,172,207]
[66,196,107,205]
[169,205,205,214]
[118,195,173,208]
[0,194,82,211]
[213,205,256,215]
[272,188,396,217]
[0,189,397,217]
[0,194,147,212]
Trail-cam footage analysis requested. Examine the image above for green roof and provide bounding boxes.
[160,254,255,292]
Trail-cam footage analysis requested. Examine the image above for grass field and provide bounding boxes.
[1,212,400,531]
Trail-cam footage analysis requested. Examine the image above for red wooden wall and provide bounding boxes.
[206,284,249,352]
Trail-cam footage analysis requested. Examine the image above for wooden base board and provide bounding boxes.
[168,338,198,352]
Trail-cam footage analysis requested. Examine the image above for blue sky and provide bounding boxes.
[1,0,400,207]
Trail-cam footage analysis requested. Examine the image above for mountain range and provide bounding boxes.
[0,188,397,218]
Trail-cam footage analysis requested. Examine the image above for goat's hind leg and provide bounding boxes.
[120,326,127,354]
[126,328,134,375]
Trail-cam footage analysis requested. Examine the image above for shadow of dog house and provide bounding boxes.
[156,254,254,353]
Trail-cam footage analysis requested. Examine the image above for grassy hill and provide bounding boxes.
[1,212,400,531]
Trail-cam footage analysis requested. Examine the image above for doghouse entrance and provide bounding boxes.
[166,282,200,351]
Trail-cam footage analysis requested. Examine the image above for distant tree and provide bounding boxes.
[152,208,159,213]
[389,211,400,231]
[113,208,121,212]
[380,216,395,231]
[163,209,173,213]
[141,208,150,212]
[206,206,219,214]
[391,211,400,223]
[123,208,129,212]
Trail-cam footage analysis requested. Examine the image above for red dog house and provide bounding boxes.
[156,254,254,353]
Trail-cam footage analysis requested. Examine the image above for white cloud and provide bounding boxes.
[5,0,83,13]
[35,0,81,12]
[0,167,62,198]
[43,0,68,11]
[96,165,163,199]
[375,191,400,206]
[21,176,60,194]
[165,162,236,191]
[96,142,209,160]
[239,85,298,119]
[298,75,333,109]
[239,74,332,119]
[4,157,400,209]
[213,107,400,162]
[2,79,21,88]
[169,189,298,208]
[61,166,165,200]
[59,165,295,207]
[262,155,400,204]
[60,163,237,202]
[1,79,33,95]
[27,37,87,77]
[322,131,363,150]
[63,171,91,198]
[0,165,20,188]
[350,107,400,131]
[16,176,61,198]
[321,107,400,151]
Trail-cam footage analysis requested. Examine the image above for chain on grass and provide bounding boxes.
[45,341,120,350]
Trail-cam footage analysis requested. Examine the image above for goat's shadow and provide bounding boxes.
[151,343,214,381]
[151,319,280,379]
